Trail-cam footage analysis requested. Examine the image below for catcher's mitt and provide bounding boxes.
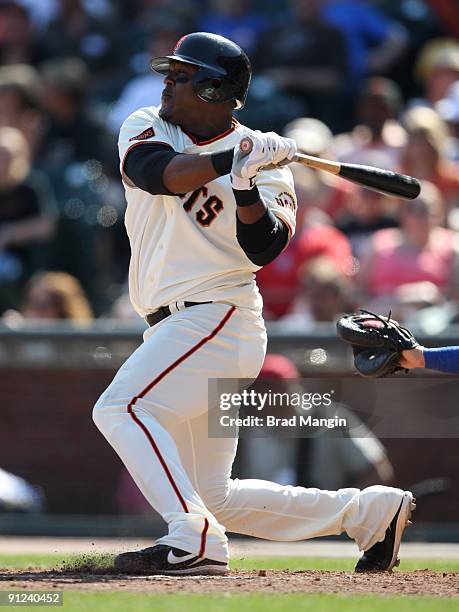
[336,309,419,377]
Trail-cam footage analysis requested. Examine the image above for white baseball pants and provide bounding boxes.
[93,303,405,563]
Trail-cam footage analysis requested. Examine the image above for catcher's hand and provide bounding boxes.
[336,309,419,378]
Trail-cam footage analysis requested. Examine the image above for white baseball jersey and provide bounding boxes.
[118,106,297,317]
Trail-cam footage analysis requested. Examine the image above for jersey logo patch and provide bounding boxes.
[275,191,297,212]
[129,127,155,141]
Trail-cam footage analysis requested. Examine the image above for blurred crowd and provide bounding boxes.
[0,0,458,336]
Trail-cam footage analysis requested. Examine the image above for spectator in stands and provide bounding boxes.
[322,0,408,89]
[401,106,459,213]
[358,181,459,320]
[337,183,400,260]
[34,58,120,312]
[281,256,353,328]
[435,80,459,162]
[436,80,459,161]
[0,1,47,66]
[131,0,197,35]
[0,127,57,313]
[107,22,183,134]
[0,64,44,156]
[20,270,93,321]
[332,77,406,169]
[198,0,267,57]
[414,38,459,107]
[255,0,347,129]
[37,57,115,173]
[42,0,124,90]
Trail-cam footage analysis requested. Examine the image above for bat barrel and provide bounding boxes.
[339,163,421,200]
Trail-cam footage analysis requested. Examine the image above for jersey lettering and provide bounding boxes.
[129,127,155,141]
[196,195,224,227]
[182,188,224,226]
[182,187,208,212]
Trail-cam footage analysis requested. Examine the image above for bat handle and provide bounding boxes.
[239,136,294,170]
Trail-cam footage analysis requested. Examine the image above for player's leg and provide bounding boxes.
[92,303,265,568]
[174,406,410,555]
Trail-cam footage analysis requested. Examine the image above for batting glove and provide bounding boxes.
[230,131,297,191]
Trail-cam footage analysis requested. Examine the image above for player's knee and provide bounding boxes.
[200,484,230,517]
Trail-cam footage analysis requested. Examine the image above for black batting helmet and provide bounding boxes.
[150,32,251,109]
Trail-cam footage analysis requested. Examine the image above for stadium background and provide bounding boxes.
[0,0,458,541]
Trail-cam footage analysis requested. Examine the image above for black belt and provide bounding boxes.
[145,301,212,327]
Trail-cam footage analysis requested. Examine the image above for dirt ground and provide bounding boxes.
[1,568,458,597]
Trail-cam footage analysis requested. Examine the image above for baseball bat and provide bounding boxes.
[239,137,421,200]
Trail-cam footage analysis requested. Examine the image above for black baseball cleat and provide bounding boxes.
[114,544,229,576]
[355,491,416,572]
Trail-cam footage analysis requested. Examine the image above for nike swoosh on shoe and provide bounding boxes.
[167,550,198,565]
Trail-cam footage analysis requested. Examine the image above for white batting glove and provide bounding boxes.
[230,131,297,191]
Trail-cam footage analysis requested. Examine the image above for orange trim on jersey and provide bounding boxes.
[121,140,173,176]
[183,117,238,146]
[126,306,237,523]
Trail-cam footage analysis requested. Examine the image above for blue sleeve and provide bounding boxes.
[423,347,459,374]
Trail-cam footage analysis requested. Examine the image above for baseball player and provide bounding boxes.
[92,32,415,576]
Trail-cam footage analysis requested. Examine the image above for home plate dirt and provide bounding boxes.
[0,568,458,597]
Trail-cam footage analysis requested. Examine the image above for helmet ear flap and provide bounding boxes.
[191,70,232,104]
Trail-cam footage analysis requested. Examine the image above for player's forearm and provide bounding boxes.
[401,345,459,373]
[162,153,220,194]
[163,148,235,194]
[423,346,459,374]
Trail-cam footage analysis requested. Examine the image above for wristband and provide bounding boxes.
[232,186,260,207]
[211,148,234,176]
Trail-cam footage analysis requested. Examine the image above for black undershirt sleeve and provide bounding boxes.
[236,208,289,266]
[124,143,180,195]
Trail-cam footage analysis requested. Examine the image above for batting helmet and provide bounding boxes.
[150,32,251,109]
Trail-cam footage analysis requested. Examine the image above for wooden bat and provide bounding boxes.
[239,137,421,200]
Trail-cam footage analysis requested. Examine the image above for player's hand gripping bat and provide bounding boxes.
[239,136,421,200]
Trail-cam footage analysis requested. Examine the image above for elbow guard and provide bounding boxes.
[236,208,289,266]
